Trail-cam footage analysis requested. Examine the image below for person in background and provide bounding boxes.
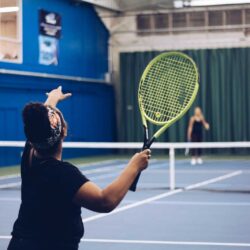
[187,107,210,165]
[7,86,151,250]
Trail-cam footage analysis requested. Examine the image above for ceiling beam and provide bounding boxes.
[79,0,121,11]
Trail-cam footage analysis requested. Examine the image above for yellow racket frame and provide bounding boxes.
[138,51,199,140]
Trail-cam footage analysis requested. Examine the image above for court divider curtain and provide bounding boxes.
[119,48,250,145]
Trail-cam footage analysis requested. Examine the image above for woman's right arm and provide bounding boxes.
[187,117,194,141]
[73,149,150,213]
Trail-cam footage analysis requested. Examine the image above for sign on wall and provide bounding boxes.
[39,9,62,38]
[39,36,58,66]
[39,9,61,65]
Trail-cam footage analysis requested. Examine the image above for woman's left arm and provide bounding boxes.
[202,118,210,130]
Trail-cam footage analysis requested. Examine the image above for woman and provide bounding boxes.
[8,86,150,250]
[187,107,209,165]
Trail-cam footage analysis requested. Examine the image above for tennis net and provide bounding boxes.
[0,141,249,193]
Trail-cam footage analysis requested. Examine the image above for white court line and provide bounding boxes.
[121,200,250,206]
[83,189,183,222]
[81,238,250,247]
[0,161,127,189]
[0,174,20,180]
[77,159,125,170]
[0,164,140,189]
[83,162,173,182]
[82,170,242,223]
[0,160,126,182]
[0,182,21,189]
[81,162,127,175]
[82,159,160,175]
[0,197,20,201]
[90,173,120,181]
[185,171,242,190]
[0,236,249,247]
[82,166,122,175]
[1,198,250,207]
[0,236,11,239]
[0,172,120,189]
[0,160,120,180]
[0,160,165,188]
[169,170,246,174]
[0,161,163,189]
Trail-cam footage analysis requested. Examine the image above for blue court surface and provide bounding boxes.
[0,158,250,250]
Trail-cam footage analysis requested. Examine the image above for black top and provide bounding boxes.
[192,120,203,137]
[11,142,89,244]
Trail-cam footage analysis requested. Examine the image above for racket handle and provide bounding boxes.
[129,145,147,192]
[129,139,154,192]
[129,172,141,192]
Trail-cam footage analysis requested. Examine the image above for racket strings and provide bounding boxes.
[139,55,197,123]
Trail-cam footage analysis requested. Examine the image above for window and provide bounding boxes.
[245,9,250,23]
[0,0,22,62]
[136,7,249,35]
[226,10,242,25]
[154,14,168,29]
[189,12,205,27]
[137,15,152,31]
[137,14,153,35]
[208,11,223,26]
[172,12,186,28]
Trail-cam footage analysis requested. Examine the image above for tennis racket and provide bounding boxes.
[129,52,199,192]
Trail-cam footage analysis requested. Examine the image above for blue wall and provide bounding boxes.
[0,0,109,79]
[0,0,116,166]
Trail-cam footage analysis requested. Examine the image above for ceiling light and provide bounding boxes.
[175,0,250,8]
[0,7,19,13]
[190,0,250,6]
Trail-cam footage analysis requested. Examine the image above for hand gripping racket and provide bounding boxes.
[129,52,199,191]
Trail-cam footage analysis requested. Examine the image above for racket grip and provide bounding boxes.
[129,138,154,192]
[129,172,141,192]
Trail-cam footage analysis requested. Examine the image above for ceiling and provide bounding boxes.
[78,0,250,11]
[78,0,175,12]
[115,0,175,11]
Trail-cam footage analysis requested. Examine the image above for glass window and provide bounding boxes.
[0,0,22,62]
[208,11,223,26]
[189,12,205,27]
[137,14,153,35]
[246,9,250,24]
[172,13,186,28]
[137,15,152,30]
[154,14,168,29]
[226,10,242,25]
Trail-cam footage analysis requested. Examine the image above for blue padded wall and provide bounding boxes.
[0,76,116,166]
[0,0,109,79]
[0,0,116,166]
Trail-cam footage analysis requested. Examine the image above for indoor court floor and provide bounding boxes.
[0,158,250,250]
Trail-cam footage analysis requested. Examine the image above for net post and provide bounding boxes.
[169,147,175,190]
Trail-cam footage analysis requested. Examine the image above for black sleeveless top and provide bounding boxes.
[192,120,203,137]
[11,142,89,245]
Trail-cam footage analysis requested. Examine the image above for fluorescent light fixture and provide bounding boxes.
[0,7,19,13]
[190,0,250,6]
[79,0,120,11]
[175,0,250,7]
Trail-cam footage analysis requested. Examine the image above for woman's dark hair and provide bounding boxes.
[22,102,65,156]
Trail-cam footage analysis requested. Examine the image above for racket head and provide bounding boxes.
[138,52,199,132]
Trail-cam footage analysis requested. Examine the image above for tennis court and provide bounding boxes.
[1,0,250,249]
[0,143,250,250]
